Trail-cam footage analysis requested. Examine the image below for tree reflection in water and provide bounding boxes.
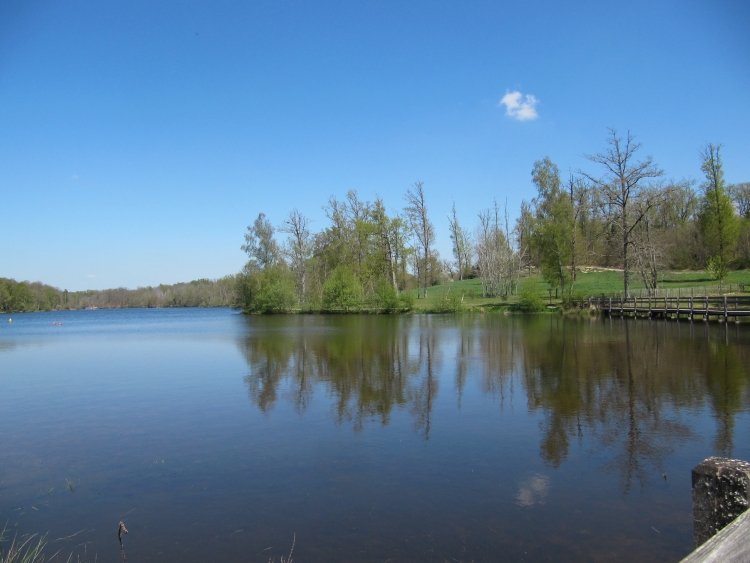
[238,314,750,491]
[238,315,434,433]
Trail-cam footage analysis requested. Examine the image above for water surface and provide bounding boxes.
[1,309,749,562]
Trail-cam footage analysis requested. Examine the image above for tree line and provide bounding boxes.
[519,130,749,298]
[4,129,746,315]
[238,129,749,312]
[0,276,237,313]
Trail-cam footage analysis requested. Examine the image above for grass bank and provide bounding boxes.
[403,269,750,313]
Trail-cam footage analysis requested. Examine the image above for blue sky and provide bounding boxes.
[1,0,748,291]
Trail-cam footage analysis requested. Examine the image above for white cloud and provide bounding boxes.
[71,174,79,180]
[515,474,550,506]
[499,90,539,121]
[87,274,96,278]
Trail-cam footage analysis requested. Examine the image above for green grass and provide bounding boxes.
[404,268,750,312]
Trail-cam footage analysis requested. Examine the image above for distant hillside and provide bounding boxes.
[0,276,237,313]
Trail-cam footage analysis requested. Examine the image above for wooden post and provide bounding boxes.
[649,296,652,317]
[724,296,728,321]
[691,457,750,547]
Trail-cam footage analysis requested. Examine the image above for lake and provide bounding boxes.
[1,308,749,562]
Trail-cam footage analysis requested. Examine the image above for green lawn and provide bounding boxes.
[405,269,750,312]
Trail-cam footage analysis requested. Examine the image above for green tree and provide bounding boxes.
[515,199,535,275]
[531,158,575,296]
[699,143,739,267]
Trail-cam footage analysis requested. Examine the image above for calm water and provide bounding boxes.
[1,309,749,562]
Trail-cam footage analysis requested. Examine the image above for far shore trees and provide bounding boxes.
[0,277,238,312]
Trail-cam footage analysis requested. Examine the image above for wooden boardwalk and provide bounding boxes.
[591,295,750,322]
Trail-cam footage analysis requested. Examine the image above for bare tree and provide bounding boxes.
[447,202,472,280]
[728,182,750,219]
[475,200,517,297]
[279,209,312,303]
[581,129,663,296]
[632,204,666,295]
[404,181,435,298]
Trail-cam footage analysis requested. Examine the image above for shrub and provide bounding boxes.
[518,283,545,312]
[562,289,587,309]
[374,279,400,312]
[236,263,296,314]
[705,255,729,283]
[431,290,464,313]
[322,266,362,311]
[398,291,415,311]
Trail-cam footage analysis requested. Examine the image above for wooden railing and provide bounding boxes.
[589,295,750,321]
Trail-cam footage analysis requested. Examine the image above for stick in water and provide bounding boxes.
[118,521,129,562]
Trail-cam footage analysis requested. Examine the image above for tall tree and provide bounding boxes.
[631,197,666,294]
[447,202,472,280]
[515,200,534,275]
[241,213,281,268]
[567,175,590,284]
[404,181,435,298]
[581,129,663,296]
[279,209,312,303]
[699,143,739,268]
[531,158,575,296]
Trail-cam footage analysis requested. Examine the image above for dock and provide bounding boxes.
[591,295,750,322]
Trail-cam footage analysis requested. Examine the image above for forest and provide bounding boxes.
[236,131,750,313]
[0,276,237,313]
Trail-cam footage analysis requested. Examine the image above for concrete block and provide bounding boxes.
[692,457,750,546]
